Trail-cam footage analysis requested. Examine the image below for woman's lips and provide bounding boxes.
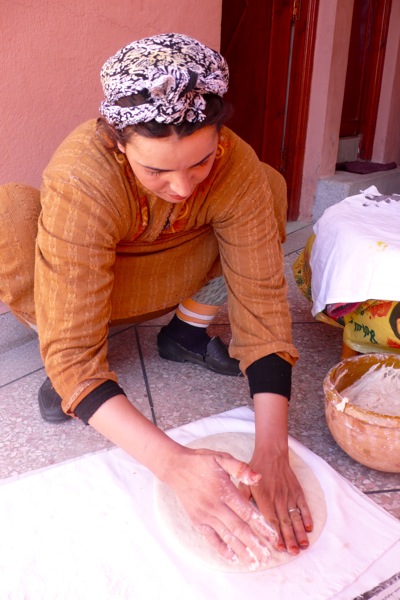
[168,194,188,202]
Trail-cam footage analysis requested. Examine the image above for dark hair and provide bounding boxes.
[96,92,232,150]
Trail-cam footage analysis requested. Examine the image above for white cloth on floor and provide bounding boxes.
[0,407,399,600]
[310,186,400,316]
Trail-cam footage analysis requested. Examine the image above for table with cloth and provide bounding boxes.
[0,407,399,600]
[293,186,400,356]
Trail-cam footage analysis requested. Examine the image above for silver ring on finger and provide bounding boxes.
[288,507,301,516]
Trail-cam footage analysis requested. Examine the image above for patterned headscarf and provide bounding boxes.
[99,33,229,130]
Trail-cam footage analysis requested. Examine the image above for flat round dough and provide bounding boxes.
[154,432,326,572]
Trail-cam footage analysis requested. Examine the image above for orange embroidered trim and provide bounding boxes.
[163,201,190,234]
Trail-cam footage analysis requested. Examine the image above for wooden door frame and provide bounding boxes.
[263,0,319,221]
[359,0,392,159]
[221,0,319,221]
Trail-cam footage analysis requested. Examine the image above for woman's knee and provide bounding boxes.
[0,184,40,322]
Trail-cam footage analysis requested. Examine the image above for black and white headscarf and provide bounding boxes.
[99,33,229,130]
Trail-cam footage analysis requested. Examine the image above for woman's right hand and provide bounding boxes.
[164,446,280,568]
[88,395,279,568]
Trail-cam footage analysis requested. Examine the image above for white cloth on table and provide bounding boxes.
[310,186,400,316]
[0,406,399,600]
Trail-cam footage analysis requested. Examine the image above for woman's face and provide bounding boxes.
[119,125,219,204]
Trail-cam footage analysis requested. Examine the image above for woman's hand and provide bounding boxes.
[89,392,312,565]
[88,394,279,568]
[165,447,280,569]
[238,450,313,554]
[244,392,314,555]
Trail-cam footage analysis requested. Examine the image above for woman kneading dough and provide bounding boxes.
[0,33,312,568]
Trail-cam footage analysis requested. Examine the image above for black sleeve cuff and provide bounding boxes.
[74,380,126,425]
[246,354,292,400]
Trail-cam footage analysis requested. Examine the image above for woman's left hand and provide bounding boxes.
[244,391,314,554]
[238,450,313,554]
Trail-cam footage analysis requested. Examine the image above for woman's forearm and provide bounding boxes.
[252,392,290,458]
[88,394,183,483]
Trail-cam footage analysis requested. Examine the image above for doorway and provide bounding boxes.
[221,0,319,220]
[339,0,392,161]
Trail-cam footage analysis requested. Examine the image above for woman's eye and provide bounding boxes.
[148,169,161,177]
[196,159,209,168]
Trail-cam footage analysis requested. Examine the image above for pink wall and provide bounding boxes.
[0,0,222,188]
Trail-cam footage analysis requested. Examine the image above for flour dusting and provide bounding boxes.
[341,364,400,416]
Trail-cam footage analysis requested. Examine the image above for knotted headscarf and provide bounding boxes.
[99,33,229,130]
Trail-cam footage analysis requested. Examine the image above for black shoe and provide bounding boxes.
[157,328,242,376]
[38,378,71,423]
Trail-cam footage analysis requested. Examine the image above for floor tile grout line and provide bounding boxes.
[364,488,400,495]
[0,366,45,389]
[0,324,138,390]
[108,324,137,338]
[286,222,314,232]
[134,327,158,426]
[284,248,305,258]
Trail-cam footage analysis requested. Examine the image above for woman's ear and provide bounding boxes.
[117,142,126,154]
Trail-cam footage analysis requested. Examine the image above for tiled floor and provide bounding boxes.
[1,223,399,520]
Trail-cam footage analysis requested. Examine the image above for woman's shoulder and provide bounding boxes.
[43,119,117,179]
[217,126,264,173]
[40,120,133,234]
[214,126,266,185]
[41,120,131,215]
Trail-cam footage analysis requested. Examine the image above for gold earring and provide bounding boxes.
[215,144,225,159]
[114,151,126,165]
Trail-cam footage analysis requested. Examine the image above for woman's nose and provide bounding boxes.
[169,172,193,197]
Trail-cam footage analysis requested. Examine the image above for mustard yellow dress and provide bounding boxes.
[0,121,297,414]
